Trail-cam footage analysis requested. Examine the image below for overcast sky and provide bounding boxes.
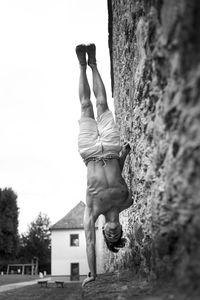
[0,0,113,233]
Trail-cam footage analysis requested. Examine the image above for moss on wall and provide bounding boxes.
[106,0,200,290]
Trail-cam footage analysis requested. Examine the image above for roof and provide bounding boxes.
[51,201,85,230]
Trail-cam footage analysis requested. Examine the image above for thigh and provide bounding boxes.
[78,117,98,150]
[97,110,119,140]
[96,102,108,118]
[97,110,121,154]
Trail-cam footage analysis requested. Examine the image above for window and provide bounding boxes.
[70,234,79,246]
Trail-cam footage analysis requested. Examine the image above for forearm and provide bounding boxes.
[86,243,97,277]
[119,142,131,171]
[84,207,97,280]
[119,153,127,171]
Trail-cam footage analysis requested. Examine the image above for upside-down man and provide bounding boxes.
[76,43,133,287]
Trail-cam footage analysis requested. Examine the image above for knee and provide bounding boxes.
[96,95,107,106]
[96,101,108,111]
[81,98,92,110]
[81,99,94,118]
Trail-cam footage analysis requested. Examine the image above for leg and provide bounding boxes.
[86,44,108,118]
[76,45,94,119]
[78,67,94,118]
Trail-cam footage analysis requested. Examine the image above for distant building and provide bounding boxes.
[51,201,105,280]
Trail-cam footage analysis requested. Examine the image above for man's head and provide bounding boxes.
[102,222,126,253]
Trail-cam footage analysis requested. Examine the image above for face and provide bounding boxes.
[104,222,122,243]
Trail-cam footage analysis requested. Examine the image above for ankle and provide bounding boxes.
[89,63,97,70]
[80,65,87,70]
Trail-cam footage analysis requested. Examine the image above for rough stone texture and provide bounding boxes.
[106,0,200,291]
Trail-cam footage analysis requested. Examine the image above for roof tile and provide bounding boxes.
[51,201,85,230]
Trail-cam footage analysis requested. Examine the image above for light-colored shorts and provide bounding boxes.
[78,110,121,163]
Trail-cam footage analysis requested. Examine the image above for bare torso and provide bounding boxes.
[86,159,129,219]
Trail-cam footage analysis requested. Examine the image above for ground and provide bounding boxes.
[82,272,199,300]
[0,272,199,300]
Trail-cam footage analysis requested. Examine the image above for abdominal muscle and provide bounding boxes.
[86,159,129,215]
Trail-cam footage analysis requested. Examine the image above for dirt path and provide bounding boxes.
[0,277,51,293]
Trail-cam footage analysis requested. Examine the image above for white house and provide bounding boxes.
[51,201,105,280]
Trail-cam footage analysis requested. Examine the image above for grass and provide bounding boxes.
[0,275,39,286]
[0,273,199,300]
[0,282,82,300]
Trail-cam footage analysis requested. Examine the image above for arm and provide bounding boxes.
[119,192,133,212]
[119,142,131,171]
[82,206,97,287]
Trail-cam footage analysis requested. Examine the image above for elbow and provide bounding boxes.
[127,193,133,207]
[86,240,95,250]
[88,240,95,246]
[119,161,124,172]
[85,232,95,247]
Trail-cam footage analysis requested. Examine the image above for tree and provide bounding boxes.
[18,213,51,274]
[0,188,19,264]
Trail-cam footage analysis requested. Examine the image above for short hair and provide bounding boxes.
[102,227,126,253]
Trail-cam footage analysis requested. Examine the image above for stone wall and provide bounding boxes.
[106,0,200,290]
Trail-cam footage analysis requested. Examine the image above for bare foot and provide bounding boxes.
[86,43,96,66]
[75,44,87,66]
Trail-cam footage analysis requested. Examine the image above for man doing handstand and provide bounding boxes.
[76,43,133,287]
